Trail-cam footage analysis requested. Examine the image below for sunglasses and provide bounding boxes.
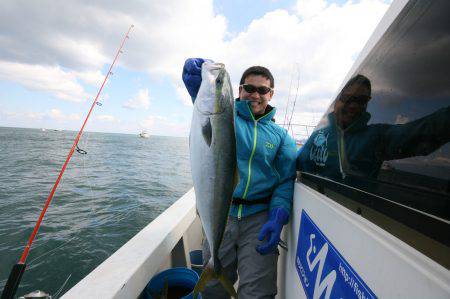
[240,84,273,95]
[339,94,371,104]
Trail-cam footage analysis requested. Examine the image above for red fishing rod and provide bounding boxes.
[1,24,134,299]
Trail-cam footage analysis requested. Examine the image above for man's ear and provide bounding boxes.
[269,89,274,100]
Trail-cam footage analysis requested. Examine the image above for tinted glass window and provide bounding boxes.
[298,1,450,224]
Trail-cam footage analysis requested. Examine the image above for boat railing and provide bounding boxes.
[61,188,202,299]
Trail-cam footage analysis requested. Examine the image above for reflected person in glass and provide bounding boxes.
[297,74,450,182]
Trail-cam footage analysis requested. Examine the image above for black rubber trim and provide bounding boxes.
[232,196,271,205]
[299,172,450,247]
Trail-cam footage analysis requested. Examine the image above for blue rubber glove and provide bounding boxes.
[182,58,213,101]
[256,207,290,255]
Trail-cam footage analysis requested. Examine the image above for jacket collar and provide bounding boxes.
[328,111,371,132]
[235,99,276,123]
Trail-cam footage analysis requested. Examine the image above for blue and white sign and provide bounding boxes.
[296,210,377,299]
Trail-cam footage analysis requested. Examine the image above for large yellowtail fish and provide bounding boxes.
[189,62,237,298]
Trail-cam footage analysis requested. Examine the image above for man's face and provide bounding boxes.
[334,83,370,129]
[239,74,274,116]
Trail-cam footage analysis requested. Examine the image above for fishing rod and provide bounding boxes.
[1,24,134,299]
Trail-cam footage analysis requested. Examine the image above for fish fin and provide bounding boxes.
[193,266,215,299]
[202,118,212,146]
[193,267,238,299]
[218,273,238,298]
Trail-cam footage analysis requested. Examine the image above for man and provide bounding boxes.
[183,58,297,298]
[298,74,450,182]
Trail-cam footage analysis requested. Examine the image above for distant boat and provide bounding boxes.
[41,128,46,132]
[139,131,150,138]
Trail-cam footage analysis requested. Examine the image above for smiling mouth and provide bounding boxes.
[247,100,261,104]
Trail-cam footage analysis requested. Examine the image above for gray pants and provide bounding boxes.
[202,211,278,299]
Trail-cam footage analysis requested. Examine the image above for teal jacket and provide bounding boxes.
[230,100,297,219]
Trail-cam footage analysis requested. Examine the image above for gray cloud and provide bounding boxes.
[0,0,224,72]
[0,0,391,135]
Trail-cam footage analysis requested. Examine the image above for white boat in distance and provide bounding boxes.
[139,131,150,138]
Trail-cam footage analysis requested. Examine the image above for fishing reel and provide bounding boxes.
[18,290,51,299]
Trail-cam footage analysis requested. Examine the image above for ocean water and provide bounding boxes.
[0,127,192,297]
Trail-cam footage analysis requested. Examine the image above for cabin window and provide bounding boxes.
[297,0,450,265]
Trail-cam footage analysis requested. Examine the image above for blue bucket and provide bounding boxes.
[189,250,204,276]
[144,267,200,299]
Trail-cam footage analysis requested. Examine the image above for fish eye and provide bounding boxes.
[216,78,222,85]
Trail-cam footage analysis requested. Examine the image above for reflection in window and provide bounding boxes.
[297,1,450,221]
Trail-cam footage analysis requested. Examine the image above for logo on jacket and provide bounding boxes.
[265,141,275,149]
[310,130,328,166]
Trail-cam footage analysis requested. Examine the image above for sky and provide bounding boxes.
[0,0,391,137]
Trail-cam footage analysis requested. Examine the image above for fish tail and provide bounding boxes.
[218,272,238,298]
[193,267,214,299]
[192,267,238,299]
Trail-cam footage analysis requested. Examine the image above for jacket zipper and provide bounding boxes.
[336,116,362,179]
[337,128,347,179]
[239,104,273,220]
[239,119,258,220]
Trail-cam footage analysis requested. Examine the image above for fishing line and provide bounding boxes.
[282,65,295,128]
[80,130,99,204]
[61,95,137,262]
[27,236,77,266]
[1,24,134,299]
[53,273,72,299]
[287,65,301,134]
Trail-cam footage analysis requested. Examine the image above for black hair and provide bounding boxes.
[342,74,371,95]
[239,66,274,88]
